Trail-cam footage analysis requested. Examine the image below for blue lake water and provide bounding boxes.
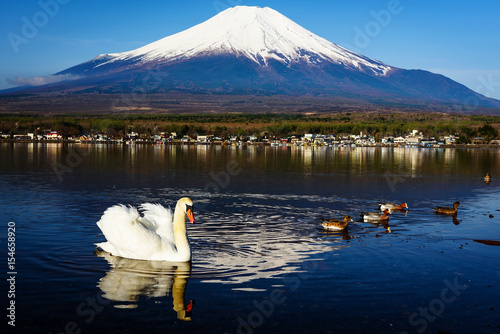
[1,143,499,334]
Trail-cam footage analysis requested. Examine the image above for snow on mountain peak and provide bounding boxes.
[95,6,391,76]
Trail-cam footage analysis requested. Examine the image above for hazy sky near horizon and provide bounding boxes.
[1,0,499,99]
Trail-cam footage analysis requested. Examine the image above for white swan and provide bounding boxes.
[95,197,196,262]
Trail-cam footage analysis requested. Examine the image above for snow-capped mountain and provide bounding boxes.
[71,6,391,77]
[12,6,500,110]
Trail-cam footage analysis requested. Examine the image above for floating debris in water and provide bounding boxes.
[473,240,500,246]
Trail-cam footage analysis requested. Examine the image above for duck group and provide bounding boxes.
[321,204,402,233]
[321,197,465,233]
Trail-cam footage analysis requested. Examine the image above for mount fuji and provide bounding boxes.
[6,6,500,111]
[60,6,392,77]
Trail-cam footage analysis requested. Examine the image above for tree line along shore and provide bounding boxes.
[1,112,499,145]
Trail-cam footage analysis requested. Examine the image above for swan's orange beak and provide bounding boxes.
[187,209,196,224]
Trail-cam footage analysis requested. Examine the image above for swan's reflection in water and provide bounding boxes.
[95,251,194,321]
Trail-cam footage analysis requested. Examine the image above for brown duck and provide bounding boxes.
[321,215,352,230]
[433,201,460,215]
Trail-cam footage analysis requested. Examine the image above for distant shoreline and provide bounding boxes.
[2,138,499,149]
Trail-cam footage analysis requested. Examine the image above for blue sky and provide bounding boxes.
[1,0,500,99]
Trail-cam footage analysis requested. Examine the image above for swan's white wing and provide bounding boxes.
[96,204,168,260]
[139,203,174,240]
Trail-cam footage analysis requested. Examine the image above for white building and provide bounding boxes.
[197,135,213,143]
[394,137,406,144]
[46,131,62,140]
[405,137,419,146]
[303,134,316,142]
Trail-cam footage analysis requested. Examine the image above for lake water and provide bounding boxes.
[1,143,499,334]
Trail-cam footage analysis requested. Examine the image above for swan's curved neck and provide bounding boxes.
[172,203,191,258]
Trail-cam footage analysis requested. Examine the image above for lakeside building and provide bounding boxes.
[394,137,405,145]
[442,135,458,144]
[3,126,499,147]
[45,131,63,140]
[303,134,316,142]
[472,137,485,144]
[197,135,214,143]
[420,138,438,146]
[381,136,395,145]
[247,135,258,142]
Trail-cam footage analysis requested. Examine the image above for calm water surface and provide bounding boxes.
[1,143,499,334]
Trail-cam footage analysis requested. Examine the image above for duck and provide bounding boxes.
[484,173,491,184]
[378,202,409,211]
[95,197,196,262]
[432,201,460,215]
[321,215,352,230]
[362,209,390,222]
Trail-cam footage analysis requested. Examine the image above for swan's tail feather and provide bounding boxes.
[95,242,115,254]
[97,204,140,227]
[95,203,166,260]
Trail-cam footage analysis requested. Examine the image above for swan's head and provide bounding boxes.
[178,197,196,224]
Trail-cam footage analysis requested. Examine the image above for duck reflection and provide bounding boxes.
[95,250,194,321]
[365,220,392,233]
[321,228,354,240]
[380,220,392,232]
[390,208,409,216]
[432,212,460,225]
